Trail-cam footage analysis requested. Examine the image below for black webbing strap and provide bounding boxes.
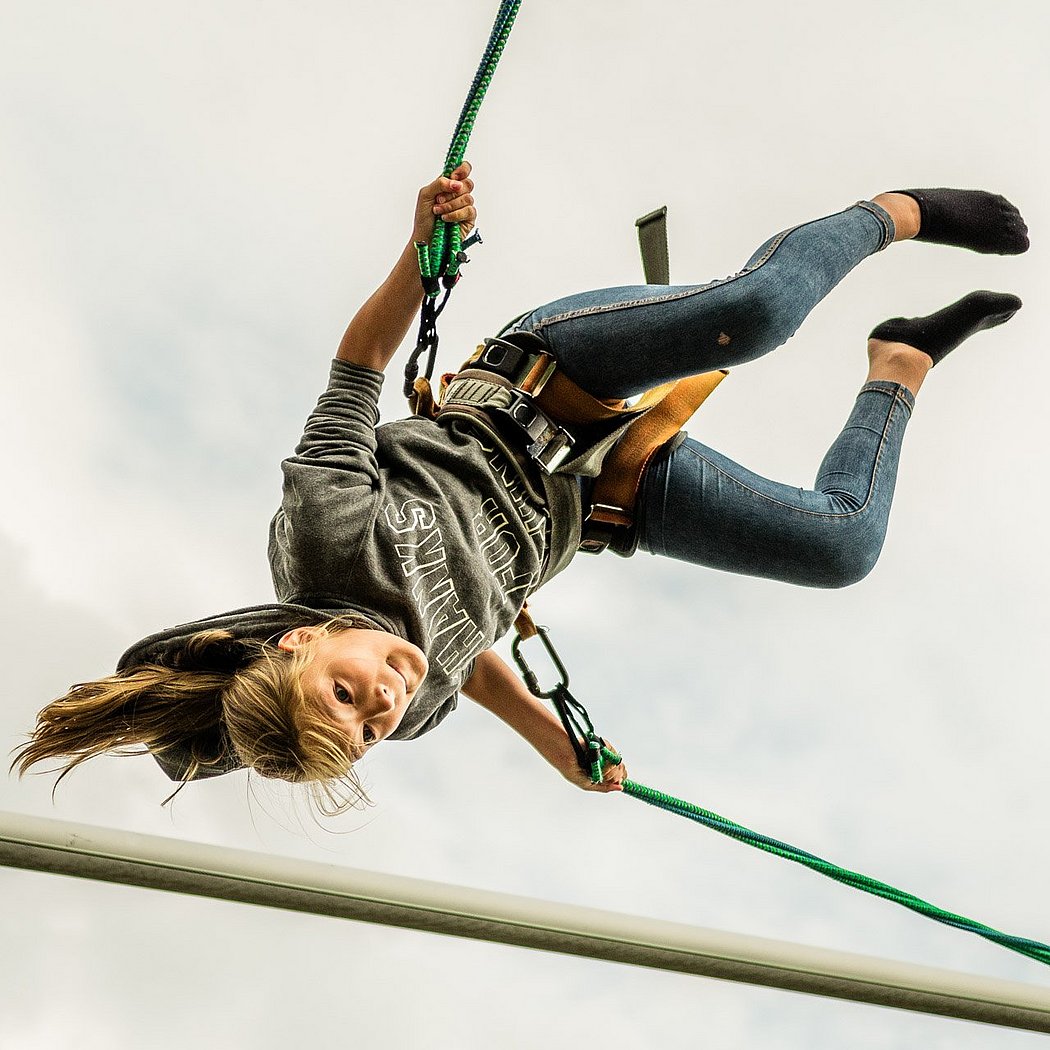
[635,206,670,285]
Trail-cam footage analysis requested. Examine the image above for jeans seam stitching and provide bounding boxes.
[853,200,895,250]
[530,206,872,332]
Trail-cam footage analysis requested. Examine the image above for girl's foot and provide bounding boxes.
[881,188,1029,254]
[869,290,1022,368]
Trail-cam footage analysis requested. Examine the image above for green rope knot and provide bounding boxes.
[588,735,623,784]
[587,735,603,784]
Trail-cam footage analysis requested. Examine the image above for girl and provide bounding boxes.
[12,164,1028,813]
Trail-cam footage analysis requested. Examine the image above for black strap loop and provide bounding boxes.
[404,287,453,398]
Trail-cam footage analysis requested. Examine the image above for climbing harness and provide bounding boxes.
[428,331,726,552]
[404,0,522,399]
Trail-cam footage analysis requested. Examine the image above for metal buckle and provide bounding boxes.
[579,504,629,555]
[511,623,569,698]
[478,338,528,379]
[476,336,558,396]
[505,391,574,474]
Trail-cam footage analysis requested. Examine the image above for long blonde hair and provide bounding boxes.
[11,621,369,814]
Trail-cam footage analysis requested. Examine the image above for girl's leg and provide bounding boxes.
[638,379,915,588]
[508,200,898,399]
[637,285,1022,587]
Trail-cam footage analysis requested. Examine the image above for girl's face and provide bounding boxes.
[278,627,428,753]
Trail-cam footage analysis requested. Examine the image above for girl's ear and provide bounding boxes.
[277,627,319,652]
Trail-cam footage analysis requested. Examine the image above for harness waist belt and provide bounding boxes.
[418,334,728,555]
[441,374,575,474]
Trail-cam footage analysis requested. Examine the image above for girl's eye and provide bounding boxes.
[362,725,376,744]
[334,684,352,704]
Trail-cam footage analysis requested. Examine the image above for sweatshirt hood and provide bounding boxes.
[118,601,393,782]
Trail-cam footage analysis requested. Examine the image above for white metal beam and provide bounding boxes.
[2,810,1047,1032]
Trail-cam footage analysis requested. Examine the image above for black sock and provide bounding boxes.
[894,188,1029,255]
[869,291,1022,366]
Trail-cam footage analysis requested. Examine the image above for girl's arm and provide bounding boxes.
[461,649,627,793]
[337,162,477,373]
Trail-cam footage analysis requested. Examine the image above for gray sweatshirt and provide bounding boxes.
[120,359,582,780]
[268,359,582,740]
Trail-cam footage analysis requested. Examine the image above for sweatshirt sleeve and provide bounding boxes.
[269,360,385,595]
[285,359,385,482]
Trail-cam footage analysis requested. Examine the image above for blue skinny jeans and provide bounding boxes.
[505,201,915,588]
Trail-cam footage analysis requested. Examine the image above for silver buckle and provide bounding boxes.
[505,391,574,474]
[578,503,628,555]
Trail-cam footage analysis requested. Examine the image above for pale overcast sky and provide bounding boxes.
[2,2,1049,1047]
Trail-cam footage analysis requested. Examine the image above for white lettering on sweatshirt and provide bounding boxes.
[383,498,485,675]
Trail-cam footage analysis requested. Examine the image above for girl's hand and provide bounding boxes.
[553,736,628,794]
[413,161,476,245]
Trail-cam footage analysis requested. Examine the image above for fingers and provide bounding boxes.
[434,197,476,225]
[427,165,474,203]
[430,163,474,211]
[433,183,474,215]
[433,177,474,202]
[599,742,626,790]
[566,763,626,794]
[414,162,477,239]
[587,763,626,793]
[434,196,476,238]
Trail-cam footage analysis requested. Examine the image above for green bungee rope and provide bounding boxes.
[405,0,523,398]
[512,624,1050,969]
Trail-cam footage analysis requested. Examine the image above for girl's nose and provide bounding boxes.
[371,675,397,714]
